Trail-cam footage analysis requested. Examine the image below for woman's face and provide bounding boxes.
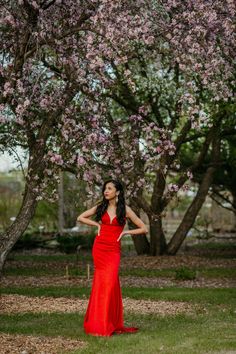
[104,182,118,200]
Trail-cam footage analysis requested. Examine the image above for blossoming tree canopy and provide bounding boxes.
[0,0,235,265]
[164,0,235,98]
[1,1,235,194]
[0,0,159,193]
[0,0,162,268]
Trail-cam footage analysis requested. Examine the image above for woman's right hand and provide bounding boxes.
[97,223,101,236]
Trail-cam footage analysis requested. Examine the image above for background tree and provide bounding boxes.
[203,119,236,227]
[74,1,235,255]
[75,0,235,255]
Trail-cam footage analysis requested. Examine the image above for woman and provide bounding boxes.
[77,179,148,336]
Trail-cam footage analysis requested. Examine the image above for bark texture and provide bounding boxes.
[0,185,37,275]
[167,134,221,255]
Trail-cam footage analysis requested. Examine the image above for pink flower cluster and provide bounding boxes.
[47,151,64,166]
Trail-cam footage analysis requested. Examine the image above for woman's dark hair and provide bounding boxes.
[95,179,126,225]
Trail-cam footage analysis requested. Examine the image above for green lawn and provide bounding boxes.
[1,287,236,354]
[6,254,92,263]
[1,286,236,305]
[4,265,236,279]
[1,252,236,353]
[4,253,236,280]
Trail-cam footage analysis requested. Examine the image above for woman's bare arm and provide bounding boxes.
[117,206,148,242]
[77,205,100,228]
[125,206,148,235]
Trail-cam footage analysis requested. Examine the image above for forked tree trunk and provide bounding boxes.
[167,136,220,255]
[149,217,167,255]
[0,184,38,275]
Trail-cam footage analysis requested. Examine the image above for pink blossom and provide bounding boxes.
[23,99,30,108]
[40,98,50,109]
[138,105,149,116]
[187,171,193,179]
[50,154,63,165]
[181,184,190,191]
[3,82,14,97]
[77,156,86,166]
[168,184,179,192]
[0,115,6,123]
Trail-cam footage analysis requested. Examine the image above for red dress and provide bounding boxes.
[83,210,138,336]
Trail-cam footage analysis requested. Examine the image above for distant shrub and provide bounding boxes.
[13,232,43,250]
[175,266,197,281]
[12,230,96,253]
[56,234,95,253]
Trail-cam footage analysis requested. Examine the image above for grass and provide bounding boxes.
[5,252,236,279]
[3,267,87,277]
[1,286,236,306]
[1,287,236,354]
[190,241,236,250]
[7,254,93,262]
[1,286,91,298]
[3,265,236,279]
[2,250,236,353]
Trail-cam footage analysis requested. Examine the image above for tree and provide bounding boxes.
[0,0,235,270]
[71,0,235,255]
[0,0,157,272]
[199,116,236,227]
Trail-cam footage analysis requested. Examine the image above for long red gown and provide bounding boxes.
[83,210,138,336]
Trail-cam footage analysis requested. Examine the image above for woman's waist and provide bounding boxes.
[98,230,122,238]
[100,224,124,233]
[94,235,121,246]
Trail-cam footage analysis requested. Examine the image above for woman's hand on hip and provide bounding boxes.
[117,231,127,242]
[97,223,101,236]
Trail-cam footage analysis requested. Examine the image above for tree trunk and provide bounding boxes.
[58,170,65,235]
[131,233,150,255]
[0,184,38,275]
[231,190,236,231]
[167,135,220,255]
[127,212,150,255]
[149,217,167,255]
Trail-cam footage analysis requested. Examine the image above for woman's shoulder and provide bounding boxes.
[93,200,103,211]
[125,204,132,216]
[84,204,99,215]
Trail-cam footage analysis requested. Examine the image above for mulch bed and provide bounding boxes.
[5,254,236,271]
[119,255,236,270]
[0,294,196,316]
[0,333,86,354]
[1,274,235,288]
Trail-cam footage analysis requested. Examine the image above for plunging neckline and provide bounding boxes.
[106,210,116,224]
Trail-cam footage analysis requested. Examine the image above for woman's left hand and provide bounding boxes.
[117,231,128,242]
